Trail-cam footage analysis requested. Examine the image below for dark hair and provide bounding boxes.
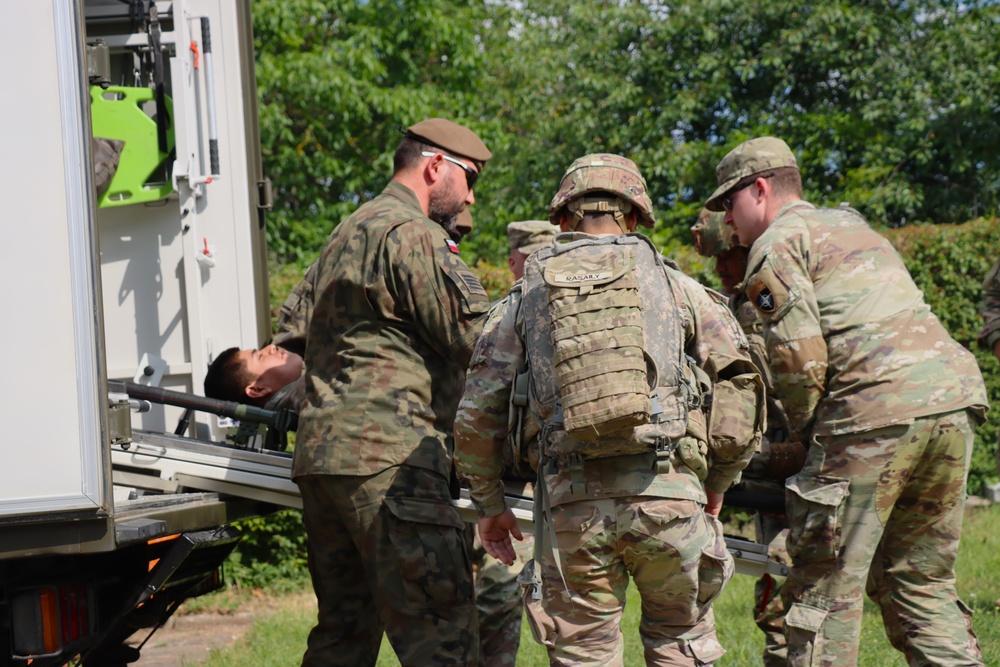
[393,137,485,175]
[393,137,433,174]
[768,166,803,200]
[204,347,252,403]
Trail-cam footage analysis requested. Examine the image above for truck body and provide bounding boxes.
[0,1,280,664]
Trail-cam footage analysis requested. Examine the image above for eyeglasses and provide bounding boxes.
[722,174,772,211]
[421,151,479,191]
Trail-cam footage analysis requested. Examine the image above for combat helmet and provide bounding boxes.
[548,153,655,231]
[690,207,740,257]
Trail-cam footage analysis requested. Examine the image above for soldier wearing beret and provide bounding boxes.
[457,154,764,665]
[706,137,988,666]
[293,118,492,666]
[691,208,802,666]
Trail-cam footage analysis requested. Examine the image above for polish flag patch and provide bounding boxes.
[446,239,461,254]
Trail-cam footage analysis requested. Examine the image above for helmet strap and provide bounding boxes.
[566,197,633,233]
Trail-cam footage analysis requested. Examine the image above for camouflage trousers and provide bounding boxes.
[523,496,733,666]
[296,466,480,667]
[467,523,534,667]
[782,410,983,667]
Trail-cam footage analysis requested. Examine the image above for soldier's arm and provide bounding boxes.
[393,226,491,366]
[672,270,764,494]
[978,257,1000,362]
[454,295,521,517]
[273,261,318,357]
[745,232,827,441]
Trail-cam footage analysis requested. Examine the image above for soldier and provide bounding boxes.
[705,136,989,666]
[507,220,560,279]
[468,219,558,667]
[203,343,303,412]
[690,208,802,666]
[293,118,492,666]
[456,153,764,666]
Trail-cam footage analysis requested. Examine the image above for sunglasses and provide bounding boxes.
[722,180,756,211]
[421,151,479,191]
[722,174,773,211]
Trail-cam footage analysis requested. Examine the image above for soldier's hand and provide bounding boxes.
[705,490,724,517]
[478,510,523,566]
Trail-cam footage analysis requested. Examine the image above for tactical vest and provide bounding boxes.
[519,232,694,461]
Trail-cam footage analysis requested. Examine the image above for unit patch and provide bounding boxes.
[750,280,776,313]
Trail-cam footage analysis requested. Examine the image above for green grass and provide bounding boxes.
[195,504,1000,666]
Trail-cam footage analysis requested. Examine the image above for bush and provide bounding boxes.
[882,217,1000,495]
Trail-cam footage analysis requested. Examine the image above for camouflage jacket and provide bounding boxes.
[744,200,988,442]
[264,376,305,413]
[731,293,791,439]
[978,257,1000,354]
[272,262,318,357]
[293,181,491,480]
[455,243,760,517]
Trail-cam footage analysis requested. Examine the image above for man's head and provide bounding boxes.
[393,118,491,231]
[691,207,748,295]
[506,220,558,279]
[548,154,655,235]
[704,137,802,247]
[204,344,303,407]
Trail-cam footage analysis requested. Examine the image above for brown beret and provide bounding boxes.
[405,118,492,162]
[507,220,558,255]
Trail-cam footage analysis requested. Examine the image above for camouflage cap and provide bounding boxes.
[404,118,492,162]
[455,208,473,236]
[548,153,655,229]
[507,220,558,255]
[690,207,740,257]
[705,137,798,212]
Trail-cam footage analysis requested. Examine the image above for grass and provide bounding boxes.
[195,504,1000,666]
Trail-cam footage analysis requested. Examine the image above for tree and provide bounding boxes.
[253,0,490,262]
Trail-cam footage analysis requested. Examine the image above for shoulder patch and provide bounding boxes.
[446,238,461,254]
[748,280,776,313]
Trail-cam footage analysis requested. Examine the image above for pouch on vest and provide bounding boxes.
[543,244,650,445]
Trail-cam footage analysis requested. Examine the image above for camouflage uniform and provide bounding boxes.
[692,209,798,666]
[469,222,557,667]
[977,257,1000,473]
[457,155,763,667]
[272,261,318,358]
[740,197,988,666]
[294,176,490,666]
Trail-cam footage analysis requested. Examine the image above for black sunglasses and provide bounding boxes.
[421,151,479,191]
[722,180,756,211]
[722,174,773,211]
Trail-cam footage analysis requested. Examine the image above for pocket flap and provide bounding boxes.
[384,496,464,529]
[785,602,828,633]
[786,474,850,507]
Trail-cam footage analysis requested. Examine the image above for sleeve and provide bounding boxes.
[744,233,827,441]
[272,262,318,357]
[672,272,765,493]
[454,293,523,517]
[393,227,492,368]
[978,257,1000,352]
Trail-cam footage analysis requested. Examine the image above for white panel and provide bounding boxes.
[0,1,105,516]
